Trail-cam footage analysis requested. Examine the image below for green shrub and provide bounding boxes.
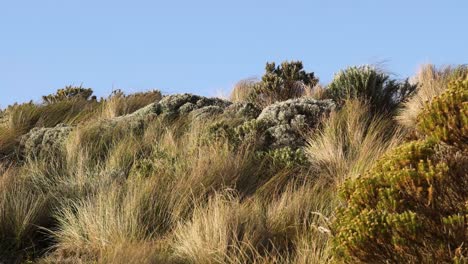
[332,139,467,263]
[248,61,319,108]
[417,80,468,147]
[256,147,308,170]
[42,86,95,104]
[327,65,416,113]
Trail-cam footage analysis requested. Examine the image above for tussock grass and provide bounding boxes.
[172,182,335,264]
[51,183,149,257]
[100,89,162,119]
[306,99,403,183]
[302,84,329,100]
[230,78,258,103]
[0,166,52,261]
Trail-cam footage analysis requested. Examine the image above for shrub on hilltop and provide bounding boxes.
[42,85,95,104]
[327,65,416,114]
[231,61,319,108]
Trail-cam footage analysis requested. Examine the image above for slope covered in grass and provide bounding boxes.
[0,62,465,264]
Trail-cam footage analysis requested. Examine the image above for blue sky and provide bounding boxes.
[1,0,467,108]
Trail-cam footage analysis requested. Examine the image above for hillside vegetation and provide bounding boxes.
[0,62,466,264]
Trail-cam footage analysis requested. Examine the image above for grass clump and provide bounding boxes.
[306,99,403,183]
[100,89,162,119]
[0,88,101,162]
[0,167,52,262]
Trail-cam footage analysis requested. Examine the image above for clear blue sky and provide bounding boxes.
[1,0,467,108]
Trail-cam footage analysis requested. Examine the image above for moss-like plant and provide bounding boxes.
[327,65,416,113]
[417,80,468,147]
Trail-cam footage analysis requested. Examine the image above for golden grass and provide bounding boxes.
[302,84,329,100]
[100,89,162,119]
[0,99,101,161]
[306,99,404,184]
[0,166,51,261]
[230,78,258,103]
[171,181,335,264]
[51,183,149,257]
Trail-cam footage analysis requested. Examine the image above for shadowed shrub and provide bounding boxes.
[42,86,95,104]
[327,65,416,114]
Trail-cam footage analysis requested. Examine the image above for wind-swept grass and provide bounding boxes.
[306,99,403,183]
[100,89,162,119]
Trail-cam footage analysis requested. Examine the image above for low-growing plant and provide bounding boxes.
[0,97,101,161]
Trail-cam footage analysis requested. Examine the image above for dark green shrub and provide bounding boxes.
[417,80,468,147]
[327,65,416,113]
[248,61,319,108]
[42,86,95,104]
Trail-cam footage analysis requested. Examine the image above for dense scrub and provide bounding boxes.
[0,62,466,264]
